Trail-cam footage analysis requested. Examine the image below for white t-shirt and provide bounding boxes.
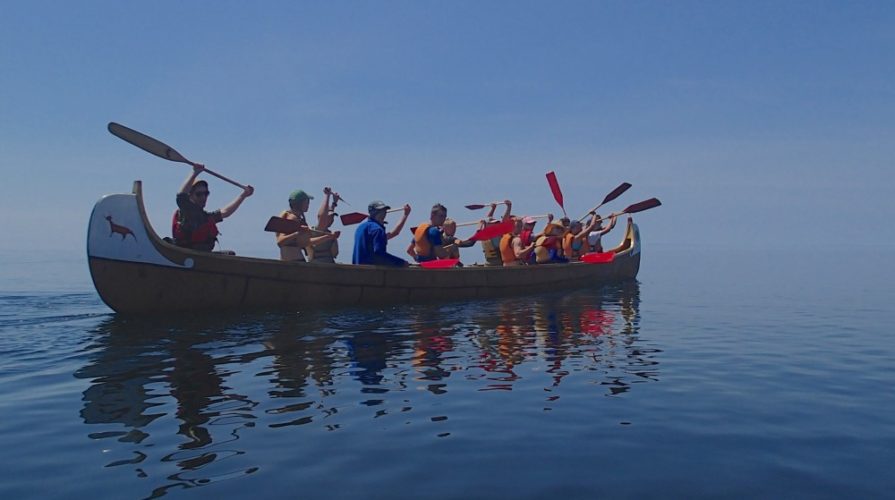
[587,231,602,247]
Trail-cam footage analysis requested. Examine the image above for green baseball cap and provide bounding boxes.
[288,189,313,203]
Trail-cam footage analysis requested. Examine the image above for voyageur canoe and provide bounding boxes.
[87,181,642,314]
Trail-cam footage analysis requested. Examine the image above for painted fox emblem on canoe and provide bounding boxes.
[105,215,136,241]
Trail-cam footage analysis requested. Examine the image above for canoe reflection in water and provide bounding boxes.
[75,281,656,495]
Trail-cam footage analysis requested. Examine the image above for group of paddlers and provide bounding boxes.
[172,164,619,267]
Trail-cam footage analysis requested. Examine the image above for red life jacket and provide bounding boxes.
[172,210,219,251]
[520,229,534,246]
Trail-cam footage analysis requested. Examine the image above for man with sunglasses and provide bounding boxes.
[172,164,254,251]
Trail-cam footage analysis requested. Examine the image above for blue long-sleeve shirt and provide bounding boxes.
[352,219,407,266]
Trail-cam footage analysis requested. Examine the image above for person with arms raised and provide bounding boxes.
[276,188,339,262]
[353,200,411,266]
[173,163,254,252]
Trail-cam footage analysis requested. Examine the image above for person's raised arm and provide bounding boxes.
[598,214,618,236]
[317,187,333,227]
[575,213,600,242]
[501,200,512,223]
[387,204,411,239]
[179,163,204,194]
[220,185,254,219]
[485,202,497,221]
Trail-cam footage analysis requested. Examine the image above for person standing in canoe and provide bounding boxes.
[307,187,342,263]
[276,189,338,262]
[173,163,254,251]
[412,203,456,263]
[352,200,411,266]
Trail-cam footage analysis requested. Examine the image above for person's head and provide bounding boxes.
[570,220,583,234]
[430,203,447,226]
[189,180,210,208]
[522,216,537,231]
[442,218,457,237]
[560,217,571,228]
[512,216,524,234]
[593,213,604,229]
[368,200,390,223]
[288,189,314,212]
[546,222,564,236]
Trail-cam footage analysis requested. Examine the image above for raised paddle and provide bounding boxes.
[578,182,632,221]
[546,171,567,218]
[608,197,662,218]
[468,219,514,241]
[107,122,247,189]
[339,208,405,226]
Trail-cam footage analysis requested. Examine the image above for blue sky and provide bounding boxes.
[2,1,893,261]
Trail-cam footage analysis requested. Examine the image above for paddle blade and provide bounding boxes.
[108,122,190,164]
[420,258,461,269]
[622,198,662,215]
[465,204,487,210]
[601,182,632,206]
[469,220,514,242]
[264,216,307,234]
[546,171,564,209]
[581,252,615,264]
[339,212,368,226]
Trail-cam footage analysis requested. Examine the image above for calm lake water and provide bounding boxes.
[1,244,893,499]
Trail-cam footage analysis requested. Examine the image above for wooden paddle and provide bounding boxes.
[465,201,508,210]
[578,182,632,221]
[340,208,404,226]
[606,197,662,218]
[107,122,247,189]
[546,171,567,218]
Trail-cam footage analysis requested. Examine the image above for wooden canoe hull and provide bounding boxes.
[88,182,641,314]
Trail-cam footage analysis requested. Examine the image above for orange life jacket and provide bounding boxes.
[413,223,434,260]
[499,233,517,265]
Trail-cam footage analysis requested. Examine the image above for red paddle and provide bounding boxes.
[419,258,461,269]
[546,171,567,218]
[340,208,404,226]
[581,252,615,264]
[468,220,514,241]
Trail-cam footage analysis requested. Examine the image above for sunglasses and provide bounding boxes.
[193,191,210,198]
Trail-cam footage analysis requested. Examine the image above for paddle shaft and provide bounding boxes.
[578,182,632,221]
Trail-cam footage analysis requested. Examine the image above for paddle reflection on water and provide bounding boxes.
[75,281,655,495]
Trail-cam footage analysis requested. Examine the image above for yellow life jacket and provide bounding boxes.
[481,237,503,266]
